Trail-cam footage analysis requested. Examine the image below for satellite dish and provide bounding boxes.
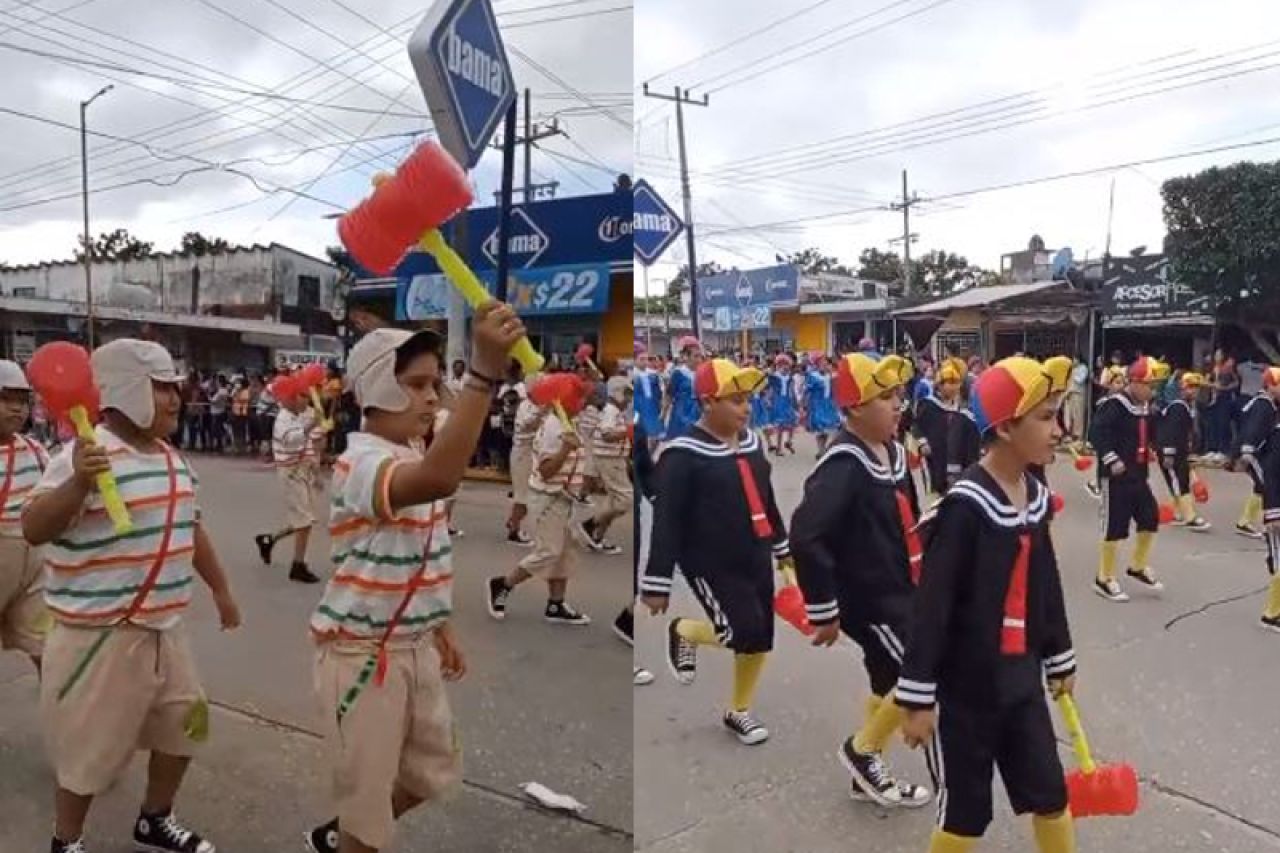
[1051,248,1074,280]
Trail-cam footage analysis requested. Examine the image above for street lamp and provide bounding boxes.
[80,83,113,350]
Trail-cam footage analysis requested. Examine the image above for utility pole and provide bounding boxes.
[643,84,709,337]
[491,89,564,203]
[890,169,920,297]
[80,84,113,349]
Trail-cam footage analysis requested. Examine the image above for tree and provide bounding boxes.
[668,260,724,298]
[912,249,996,296]
[784,247,854,277]
[180,232,231,256]
[856,247,902,283]
[1163,161,1280,357]
[75,228,153,262]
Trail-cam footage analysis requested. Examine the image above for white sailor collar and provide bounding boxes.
[664,426,762,458]
[946,468,1049,529]
[1103,393,1149,416]
[812,432,906,484]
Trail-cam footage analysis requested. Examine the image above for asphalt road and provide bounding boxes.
[0,454,633,853]
[635,437,1280,853]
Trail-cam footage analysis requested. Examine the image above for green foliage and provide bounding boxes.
[785,247,854,276]
[180,232,231,256]
[74,228,154,262]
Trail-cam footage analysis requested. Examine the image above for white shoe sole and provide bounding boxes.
[137,844,216,853]
[612,623,634,647]
[1260,620,1280,634]
[1236,528,1264,540]
[485,580,506,621]
[633,669,655,686]
[303,832,321,853]
[1092,584,1129,603]
[728,724,770,746]
[1187,524,1212,533]
[544,615,591,626]
[837,746,901,807]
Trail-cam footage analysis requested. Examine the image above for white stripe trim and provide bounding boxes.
[948,480,1049,528]
[1044,649,1076,665]
[663,430,761,458]
[1002,617,1026,628]
[896,677,935,693]
[870,624,904,663]
[895,688,935,705]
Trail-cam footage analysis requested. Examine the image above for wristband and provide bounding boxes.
[462,373,495,395]
[466,368,501,387]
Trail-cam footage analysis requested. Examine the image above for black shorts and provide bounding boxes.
[1100,476,1158,541]
[845,621,909,697]
[686,566,775,655]
[1267,527,1280,576]
[927,696,1068,837]
[1243,456,1265,496]
[1159,456,1190,497]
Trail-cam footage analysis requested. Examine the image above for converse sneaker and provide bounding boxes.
[1169,515,1188,527]
[545,600,591,626]
[612,608,634,646]
[1092,578,1129,603]
[722,710,769,745]
[633,666,655,686]
[573,520,602,551]
[133,810,215,853]
[506,529,533,547]
[838,739,899,806]
[1084,481,1101,501]
[486,577,510,620]
[1236,522,1264,540]
[1260,614,1280,633]
[596,541,624,556]
[51,838,88,853]
[1126,567,1164,592]
[848,778,932,808]
[303,819,339,853]
[288,562,320,584]
[448,526,464,538]
[666,619,697,685]
[253,533,274,565]
[1186,517,1212,532]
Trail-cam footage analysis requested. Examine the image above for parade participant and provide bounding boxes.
[24,339,241,853]
[749,355,771,439]
[578,376,633,555]
[789,352,931,808]
[626,413,657,686]
[641,358,790,746]
[254,377,325,584]
[634,352,665,445]
[0,360,49,672]
[1232,367,1280,539]
[767,354,798,455]
[662,337,703,441]
[1159,372,1211,532]
[1084,364,1128,501]
[803,354,841,456]
[1026,356,1073,489]
[577,383,604,503]
[486,382,592,627]
[1259,409,1280,632]
[504,393,546,547]
[302,304,523,853]
[912,357,980,502]
[896,356,1078,853]
[1092,357,1169,603]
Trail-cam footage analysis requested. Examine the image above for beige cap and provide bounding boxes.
[346,328,442,412]
[0,359,31,392]
[91,339,182,428]
[606,375,631,401]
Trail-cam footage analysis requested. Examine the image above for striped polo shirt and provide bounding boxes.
[528,416,585,496]
[32,428,200,630]
[591,402,629,458]
[0,434,49,540]
[512,400,544,450]
[274,407,321,468]
[311,432,452,643]
[577,404,602,448]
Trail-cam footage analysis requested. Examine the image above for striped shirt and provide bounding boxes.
[0,434,49,540]
[274,407,321,468]
[311,432,452,642]
[32,428,200,630]
[577,405,602,446]
[512,400,545,449]
[528,416,585,496]
[592,402,629,458]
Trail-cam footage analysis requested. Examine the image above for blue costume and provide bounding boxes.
[750,386,771,430]
[664,365,700,439]
[633,369,664,438]
[804,370,840,433]
[768,370,798,428]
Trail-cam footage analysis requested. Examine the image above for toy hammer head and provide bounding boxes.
[27,341,100,421]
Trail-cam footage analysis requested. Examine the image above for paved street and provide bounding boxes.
[0,455,633,853]
[636,438,1280,853]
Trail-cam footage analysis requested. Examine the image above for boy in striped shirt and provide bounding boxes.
[304,303,525,853]
[504,395,547,546]
[0,359,50,671]
[24,339,241,853]
[576,375,633,556]
[255,382,325,584]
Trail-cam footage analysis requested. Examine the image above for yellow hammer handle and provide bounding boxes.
[308,387,334,432]
[780,562,798,587]
[68,406,132,534]
[418,229,545,376]
[1056,693,1096,774]
[552,401,572,431]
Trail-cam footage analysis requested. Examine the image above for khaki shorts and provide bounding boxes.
[279,465,321,530]
[315,638,461,850]
[595,456,633,518]
[0,536,47,657]
[518,491,579,580]
[41,624,204,796]
[510,444,534,506]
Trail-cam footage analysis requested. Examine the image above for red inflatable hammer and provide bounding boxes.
[1057,694,1140,818]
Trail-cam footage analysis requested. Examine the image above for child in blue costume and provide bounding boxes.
[804,355,841,455]
[664,336,704,441]
[633,352,665,442]
[749,356,772,436]
[768,354,798,455]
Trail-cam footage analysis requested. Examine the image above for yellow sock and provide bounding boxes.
[1178,494,1195,522]
[1132,530,1155,571]
[1240,494,1263,527]
[731,652,767,712]
[1099,540,1118,582]
[1265,576,1280,620]
[863,694,883,727]
[1032,812,1076,853]
[675,618,722,647]
[853,693,907,754]
[927,830,979,853]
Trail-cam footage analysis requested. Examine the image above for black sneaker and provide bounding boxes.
[612,608,634,646]
[303,818,338,853]
[1125,566,1165,592]
[486,577,510,620]
[253,533,274,565]
[1236,522,1264,540]
[289,562,320,584]
[1085,481,1101,501]
[848,778,933,808]
[1186,517,1212,532]
[506,529,533,547]
[838,738,900,807]
[666,619,696,685]
[596,540,623,556]
[448,526,465,538]
[1092,577,1129,603]
[133,810,215,853]
[545,600,591,626]
[1261,614,1280,633]
[51,838,88,853]
[722,709,769,745]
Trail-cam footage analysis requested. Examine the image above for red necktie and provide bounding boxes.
[894,490,924,585]
[1000,534,1031,655]
[1137,416,1148,464]
[735,456,774,540]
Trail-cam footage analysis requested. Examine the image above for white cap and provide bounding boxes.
[0,359,31,392]
[91,339,182,428]
[346,328,442,412]
[606,375,630,401]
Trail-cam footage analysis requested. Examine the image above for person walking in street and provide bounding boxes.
[255,377,325,584]
[578,376,633,555]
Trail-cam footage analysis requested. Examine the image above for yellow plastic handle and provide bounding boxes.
[1056,693,1096,774]
[308,387,334,433]
[552,401,572,431]
[418,229,545,375]
[68,406,132,535]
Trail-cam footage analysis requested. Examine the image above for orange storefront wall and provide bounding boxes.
[770,309,828,353]
[599,272,634,368]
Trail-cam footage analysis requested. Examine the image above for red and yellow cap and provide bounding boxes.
[974,356,1053,432]
[1102,365,1127,385]
[1264,367,1280,389]
[694,358,765,399]
[1181,371,1206,390]
[833,353,912,408]
[1041,356,1073,395]
[937,356,967,384]
[1128,356,1170,384]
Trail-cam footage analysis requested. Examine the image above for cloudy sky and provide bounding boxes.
[0,0,631,265]
[634,0,1280,292]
